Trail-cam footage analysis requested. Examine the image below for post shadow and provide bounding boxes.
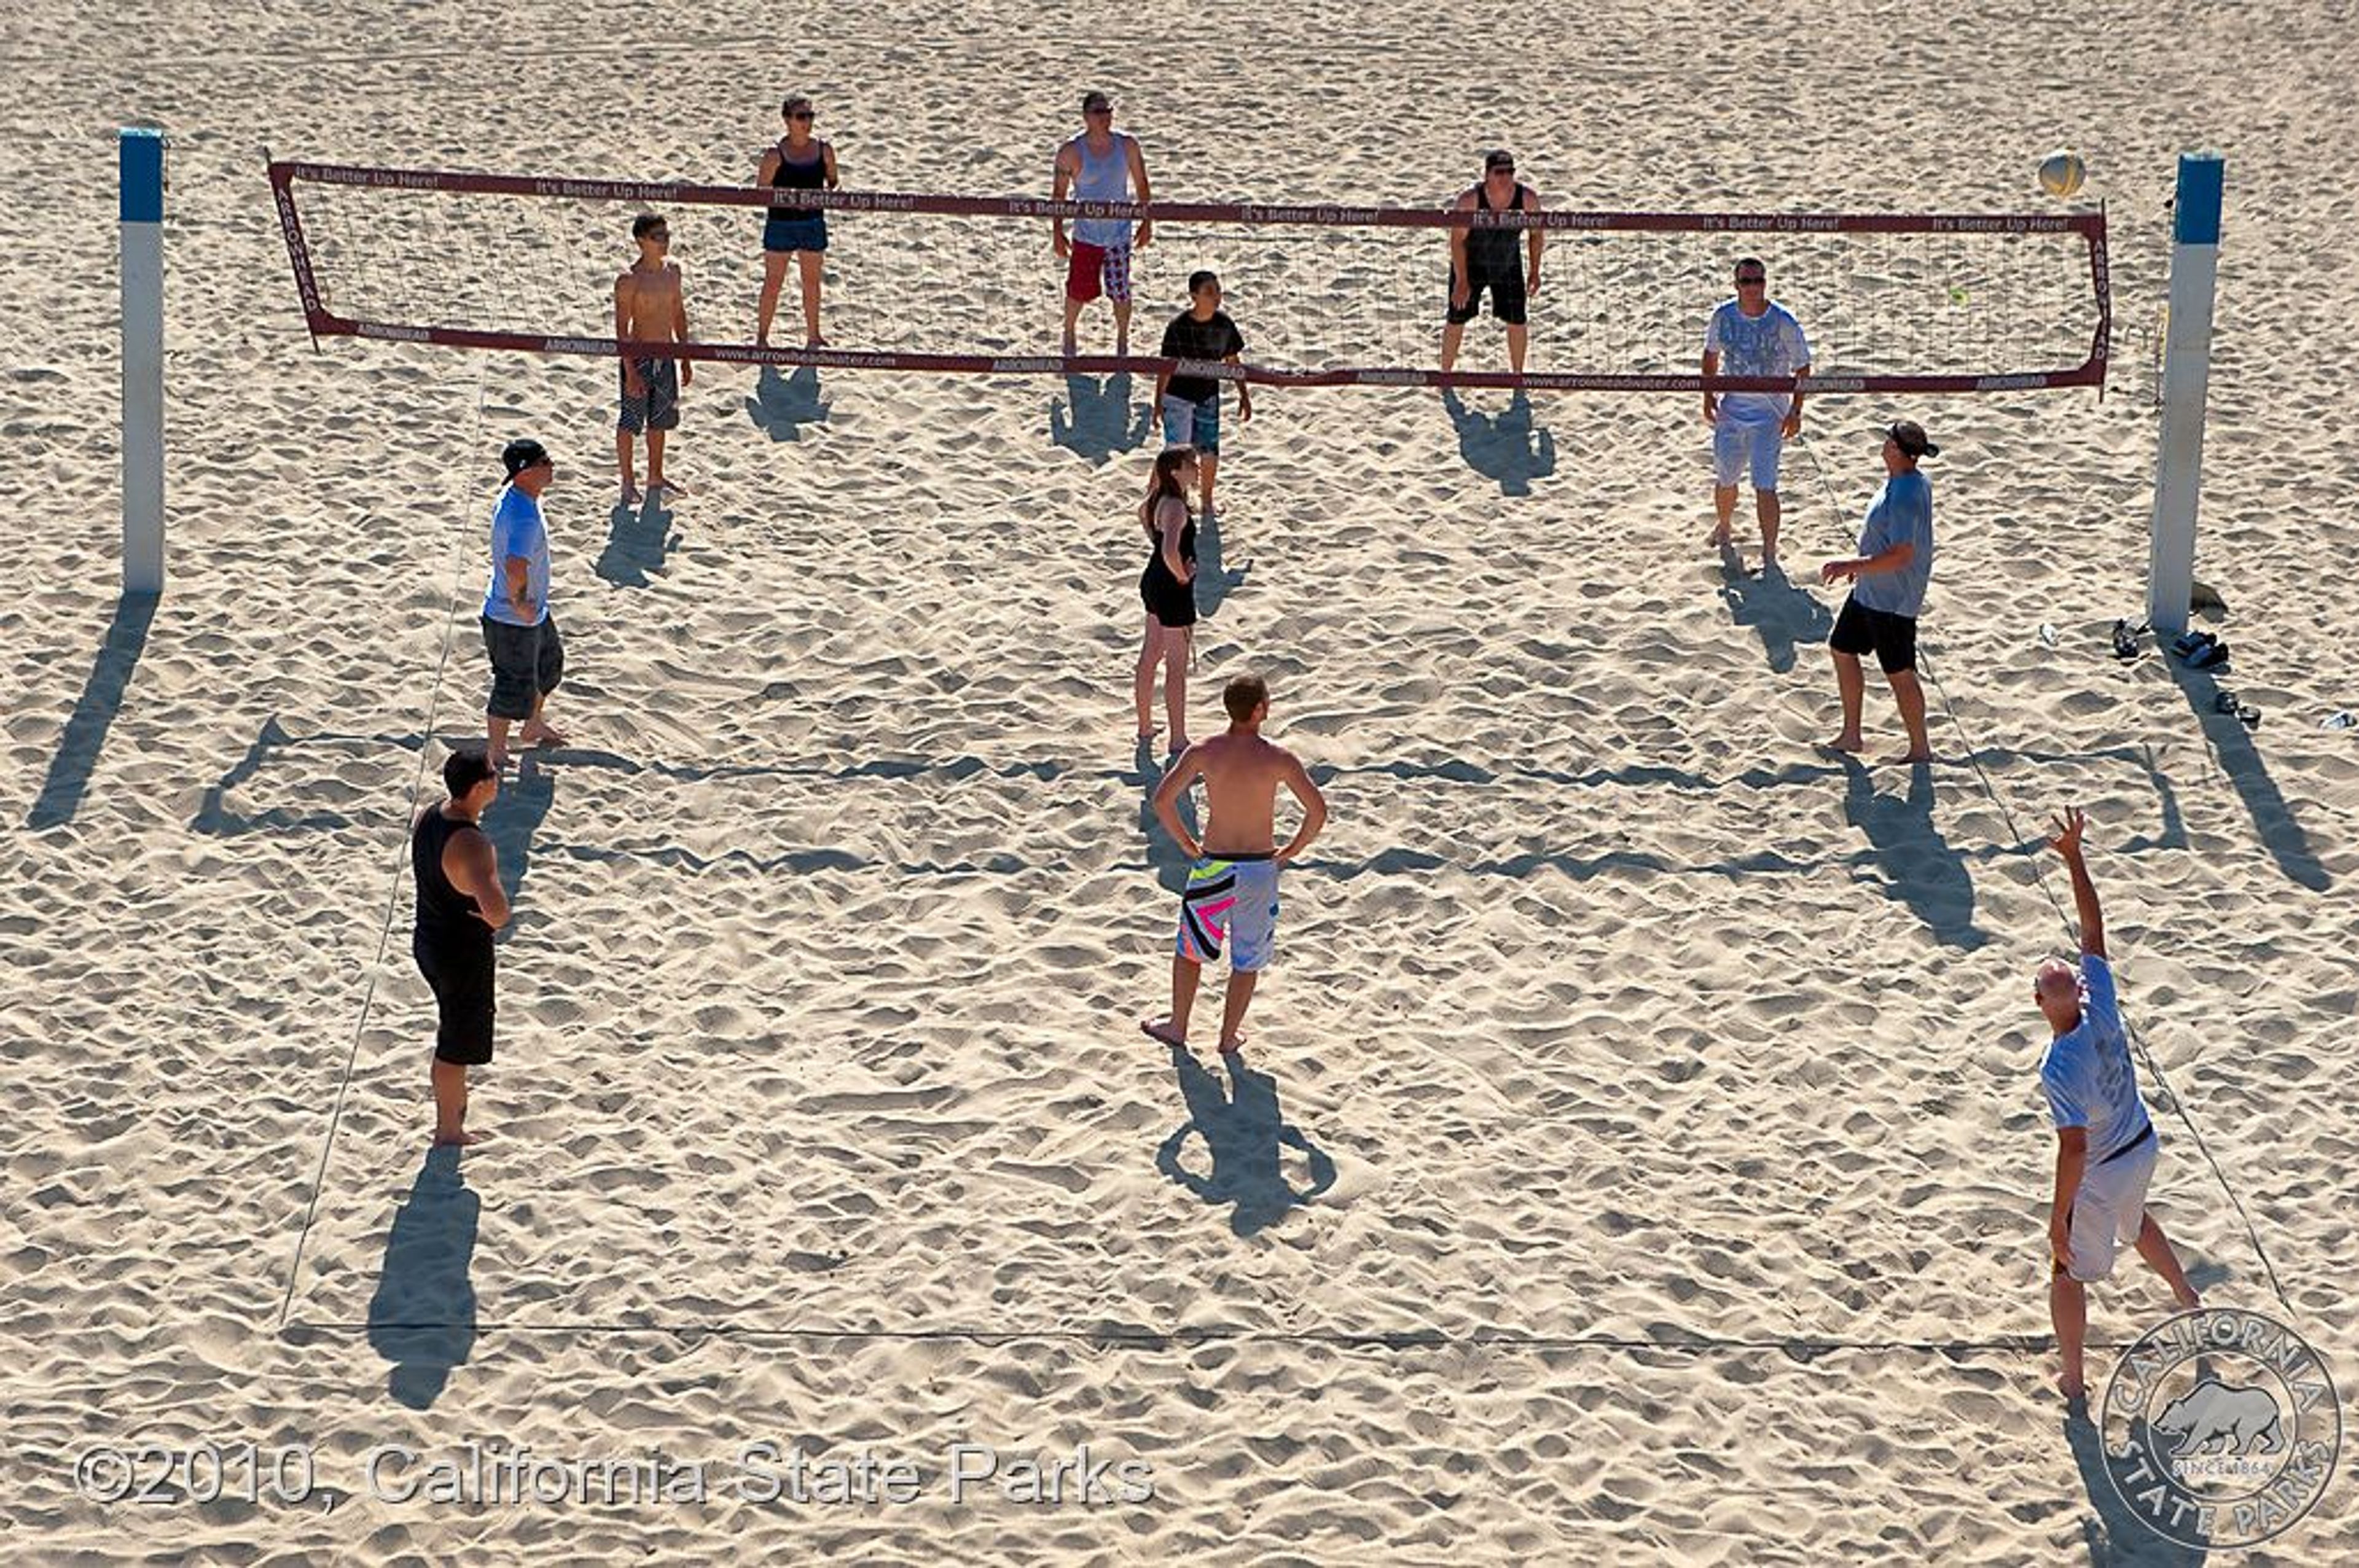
[1154,1045,1337,1238]
[27,592,158,830]
[2062,1397,2211,1566]
[365,1144,480,1410]
[1840,755,1987,949]
[1050,372,1156,464]
[594,491,681,589]
[482,753,557,912]
[746,364,831,442]
[1441,388,1556,496]
[2164,658,2328,891]
[1718,551,1833,674]
[1136,736,1202,893]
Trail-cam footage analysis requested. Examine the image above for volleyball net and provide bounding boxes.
[268,159,2110,394]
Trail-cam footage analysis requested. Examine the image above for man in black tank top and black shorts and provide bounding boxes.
[1441,149,1545,376]
[413,751,512,1146]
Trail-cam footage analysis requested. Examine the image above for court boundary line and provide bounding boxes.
[273,372,488,1330]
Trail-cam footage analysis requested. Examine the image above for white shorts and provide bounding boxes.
[2064,1129,2158,1282]
[1713,412,1785,491]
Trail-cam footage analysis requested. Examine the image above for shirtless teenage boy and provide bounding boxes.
[1141,674,1329,1055]
[615,213,692,505]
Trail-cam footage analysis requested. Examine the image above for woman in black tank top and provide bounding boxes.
[1132,446,1201,752]
[756,93,840,348]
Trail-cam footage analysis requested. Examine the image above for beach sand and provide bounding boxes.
[4,1,2355,1560]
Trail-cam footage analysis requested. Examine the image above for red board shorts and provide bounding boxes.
[1065,240,1133,305]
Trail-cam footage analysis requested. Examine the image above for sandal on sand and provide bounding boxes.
[2189,638,2231,671]
[2213,690,2261,727]
[2111,618,2148,660]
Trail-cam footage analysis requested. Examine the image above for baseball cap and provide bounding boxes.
[1081,90,1111,112]
[1485,148,1516,172]
[1884,420,1939,459]
[501,437,552,478]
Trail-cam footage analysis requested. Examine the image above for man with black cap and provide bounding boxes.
[1821,420,1939,764]
[1441,150,1544,376]
[483,438,566,771]
[412,747,511,1146]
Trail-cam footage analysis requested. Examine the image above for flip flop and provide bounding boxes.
[2189,639,2231,671]
[2172,629,2216,660]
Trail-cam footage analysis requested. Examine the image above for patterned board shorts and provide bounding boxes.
[619,358,681,434]
[1176,856,1279,972]
[1066,240,1133,305]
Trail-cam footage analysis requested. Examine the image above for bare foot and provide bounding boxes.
[2057,1370,2087,1402]
[1168,735,1191,754]
[1140,1017,1186,1048]
[1705,525,1734,550]
[432,1128,480,1147]
[487,746,508,774]
[806,335,828,349]
[1217,1032,1247,1055]
[649,478,689,499]
[620,483,643,507]
[2175,1287,2203,1313]
[1825,732,1863,755]
[1882,749,1936,766]
[518,720,568,749]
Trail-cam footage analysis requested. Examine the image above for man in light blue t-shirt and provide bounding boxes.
[1702,257,1810,570]
[1820,420,1938,763]
[481,438,567,771]
[2033,806,2201,1401]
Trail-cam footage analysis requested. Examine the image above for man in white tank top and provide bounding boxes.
[1053,89,1154,357]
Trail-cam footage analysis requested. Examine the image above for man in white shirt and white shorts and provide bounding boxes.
[1702,257,1810,571]
[2034,806,2202,1400]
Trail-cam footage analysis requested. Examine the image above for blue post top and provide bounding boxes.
[2173,152,2223,246]
[120,127,165,224]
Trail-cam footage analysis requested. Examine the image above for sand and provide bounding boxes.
[4,0,2356,1561]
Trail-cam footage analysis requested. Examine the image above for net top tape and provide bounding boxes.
[268,160,2105,237]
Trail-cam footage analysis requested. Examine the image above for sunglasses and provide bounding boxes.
[788,111,815,121]
[1735,274,1766,284]
[647,228,670,240]
[1085,105,1113,115]
[1489,163,1516,174]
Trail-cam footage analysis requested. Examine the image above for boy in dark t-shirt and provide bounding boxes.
[1154,271,1253,518]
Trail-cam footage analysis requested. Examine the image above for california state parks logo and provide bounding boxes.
[2100,1308,2341,1548]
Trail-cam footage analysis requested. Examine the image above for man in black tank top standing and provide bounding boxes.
[413,751,512,1147]
[1441,149,1545,376]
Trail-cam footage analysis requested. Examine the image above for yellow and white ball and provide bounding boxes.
[2038,150,2086,200]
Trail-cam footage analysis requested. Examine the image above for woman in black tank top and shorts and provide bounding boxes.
[756,93,839,347]
[1133,445,1200,752]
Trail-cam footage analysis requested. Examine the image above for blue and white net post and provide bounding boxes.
[121,126,166,595]
[2145,152,2223,638]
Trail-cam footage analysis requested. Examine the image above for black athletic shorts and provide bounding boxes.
[482,612,565,721]
[1829,595,1919,675]
[415,932,496,1066]
[1447,259,1527,327]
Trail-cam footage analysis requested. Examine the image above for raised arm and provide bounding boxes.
[445,827,511,931]
[2048,806,2106,958]
[1276,751,1328,864]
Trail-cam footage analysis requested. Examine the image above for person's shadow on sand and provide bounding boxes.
[483,753,556,914]
[1839,755,1986,950]
[747,364,831,442]
[1191,507,1250,620]
[595,493,681,588]
[1052,372,1156,464]
[1136,736,1202,893]
[2062,1394,2212,1565]
[1442,388,1556,496]
[1718,550,1833,673]
[366,1145,479,1410]
[1154,1045,1337,1238]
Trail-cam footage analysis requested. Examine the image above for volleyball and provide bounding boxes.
[2037,150,2086,200]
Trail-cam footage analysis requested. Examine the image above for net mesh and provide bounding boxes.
[274,163,2108,391]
